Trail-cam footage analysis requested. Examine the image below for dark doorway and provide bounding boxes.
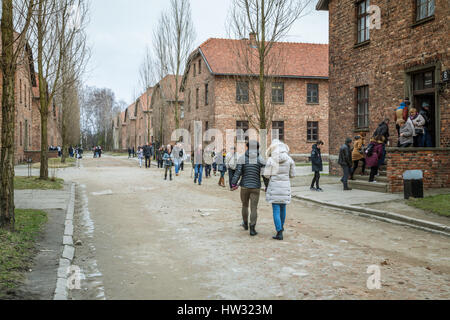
[411,68,437,147]
[413,94,436,147]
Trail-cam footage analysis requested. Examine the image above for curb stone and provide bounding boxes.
[53,183,76,300]
[292,195,450,238]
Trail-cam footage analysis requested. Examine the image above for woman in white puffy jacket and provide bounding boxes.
[263,140,296,241]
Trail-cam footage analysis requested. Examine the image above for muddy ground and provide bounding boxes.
[55,156,449,300]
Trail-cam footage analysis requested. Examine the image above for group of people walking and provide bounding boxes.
[136,144,155,169]
[92,146,102,158]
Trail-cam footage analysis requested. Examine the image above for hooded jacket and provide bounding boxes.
[394,102,409,123]
[264,141,296,204]
[231,149,266,189]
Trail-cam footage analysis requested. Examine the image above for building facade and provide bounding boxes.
[317,0,450,192]
[151,75,184,148]
[180,38,329,158]
[0,41,62,164]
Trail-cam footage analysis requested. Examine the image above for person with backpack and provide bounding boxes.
[365,136,384,183]
[162,145,174,181]
[226,147,238,190]
[310,141,324,192]
[231,141,266,237]
[373,119,390,166]
[338,138,353,191]
[144,144,152,168]
[350,135,366,180]
[264,140,296,241]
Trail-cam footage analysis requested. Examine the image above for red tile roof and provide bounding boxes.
[198,38,329,78]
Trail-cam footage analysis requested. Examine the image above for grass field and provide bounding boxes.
[14,177,64,190]
[32,157,75,169]
[407,194,450,217]
[0,210,47,298]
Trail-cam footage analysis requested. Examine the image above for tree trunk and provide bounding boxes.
[0,0,16,231]
[39,101,49,179]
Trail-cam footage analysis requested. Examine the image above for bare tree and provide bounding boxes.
[58,0,90,163]
[139,46,156,144]
[31,0,88,179]
[227,0,312,131]
[153,0,195,129]
[1,0,35,230]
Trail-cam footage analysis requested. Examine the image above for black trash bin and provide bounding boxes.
[403,170,424,200]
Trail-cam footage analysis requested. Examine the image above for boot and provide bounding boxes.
[273,231,283,241]
[250,225,258,236]
[344,182,352,191]
[241,222,249,231]
[220,177,225,187]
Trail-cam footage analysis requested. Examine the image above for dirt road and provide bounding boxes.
[56,155,449,300]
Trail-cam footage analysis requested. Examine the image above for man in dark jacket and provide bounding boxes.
[231,141,266,236]
[310,141,324,192]
[144,144,152,168]
[339,138,353,191]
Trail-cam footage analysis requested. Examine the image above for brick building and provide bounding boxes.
[151,75,184,147]
[0,38,61,164]
[317,0,450,192]
[113,87,154,151]
[180,37,329,157]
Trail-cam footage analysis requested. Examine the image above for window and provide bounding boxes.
[272,121,285,142]
[307,121,319,142]
[196,88,199,109]
[20,122,23,146]
[416,0,435,21]
[194,64,197,77]
[205,83,209,106]
[413,70,434,91]
[272,82,284,104]
[236,81,249,103]
[199,60,202,74]
[181,105,185,119]
[357,0,370,44]
[307,83,319,104]
[356,85,369,129]
[205,121,209,132]
[20,80,22,104]
[236,121,249,142]
[188,89,191,112]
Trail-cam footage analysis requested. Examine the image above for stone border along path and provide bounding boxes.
[54,183,76,300]
[292,195,450,238]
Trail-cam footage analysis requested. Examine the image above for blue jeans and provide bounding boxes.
[195,164,203,184]
[272,204,287,232]
[174,159,181,174]
[205,164,211,177]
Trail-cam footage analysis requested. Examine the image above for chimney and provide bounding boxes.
[249,32,257,46]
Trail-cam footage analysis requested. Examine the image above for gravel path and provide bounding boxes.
[54,156,450,300]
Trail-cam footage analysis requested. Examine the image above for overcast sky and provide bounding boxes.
[84,0,329,105]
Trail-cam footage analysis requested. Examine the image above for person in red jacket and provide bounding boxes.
[365,136,384,183]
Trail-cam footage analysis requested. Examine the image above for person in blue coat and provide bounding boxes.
[310,141,324,192]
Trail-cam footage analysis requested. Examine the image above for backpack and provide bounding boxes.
[179,150,184,158]
[365,143,374,157]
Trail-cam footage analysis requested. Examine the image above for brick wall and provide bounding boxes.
[24,150,59,163]
[387,148,450,192]
[327,0,450,179]
[182,55,330,156]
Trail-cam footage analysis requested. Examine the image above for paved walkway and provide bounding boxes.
[15,189,71,210]
[292,184,403,206]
